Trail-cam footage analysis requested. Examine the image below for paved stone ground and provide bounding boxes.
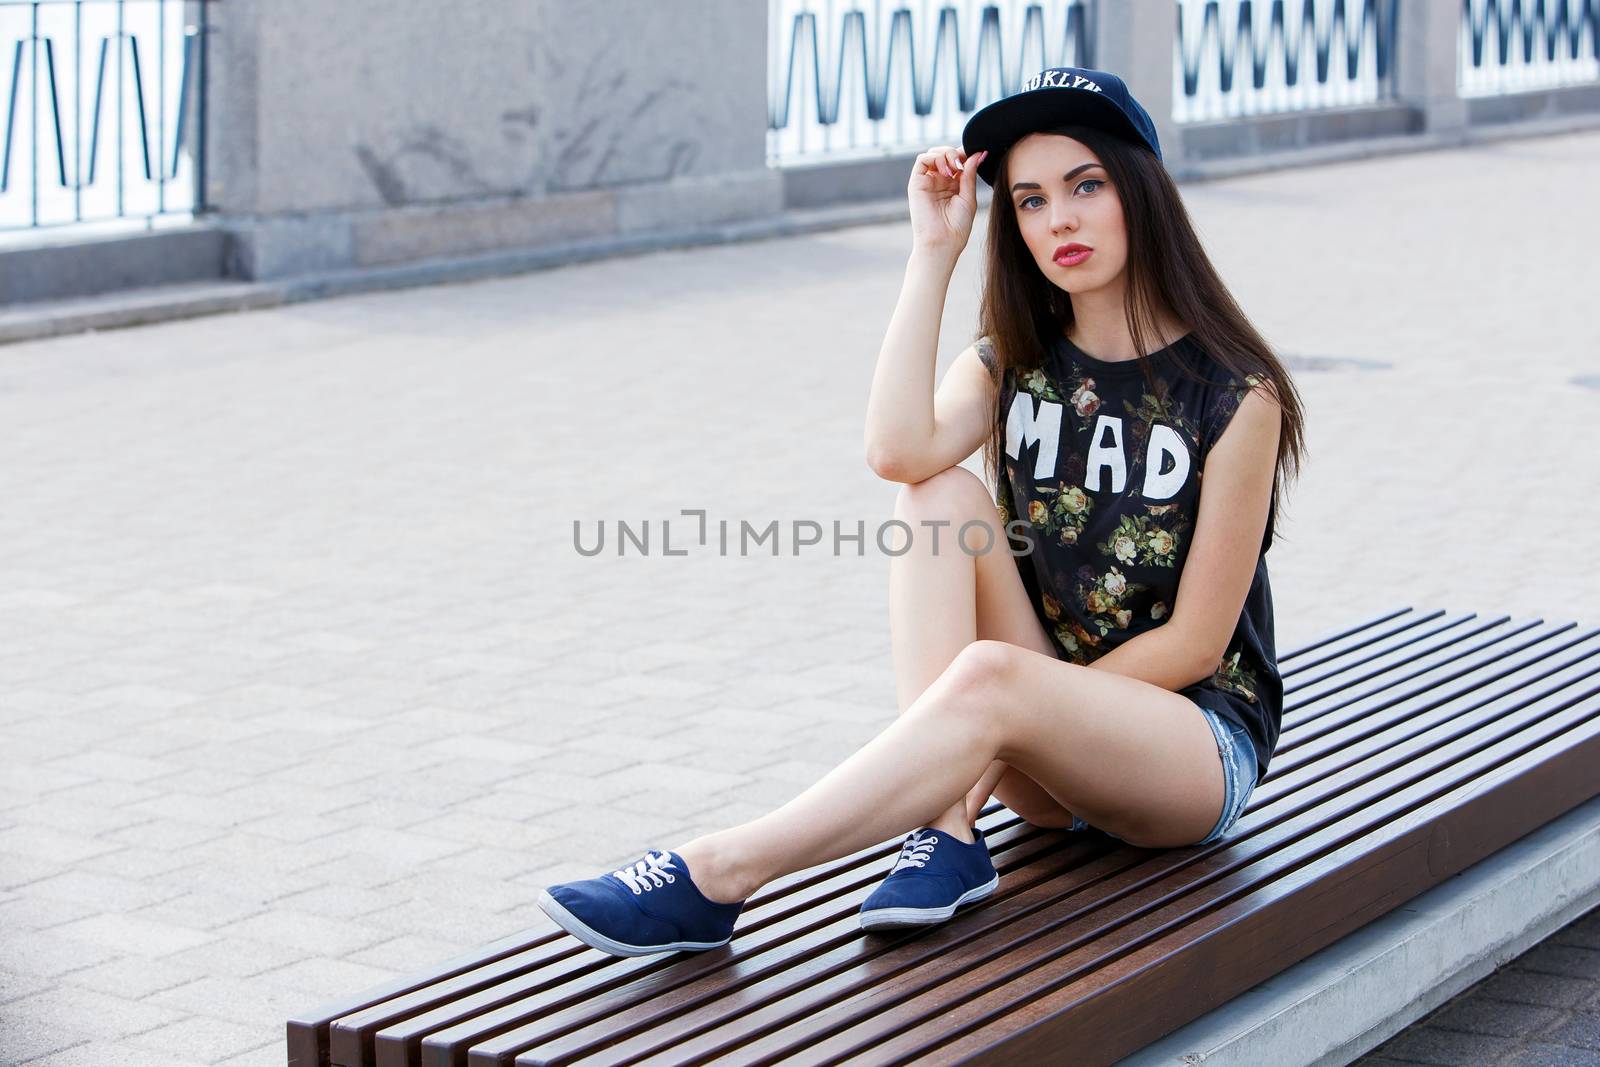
[1353,903,1600,1067]
[0,127,1596,1066]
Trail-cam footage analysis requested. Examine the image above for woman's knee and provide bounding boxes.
[915,640,1018,741]
[893,465,993,525]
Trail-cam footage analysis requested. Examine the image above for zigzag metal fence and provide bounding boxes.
[770,0,1600,165]
[767,0,1096,164]
[0,0,208,236]
[1173,0,1400,122]
[1459,0,1600,97]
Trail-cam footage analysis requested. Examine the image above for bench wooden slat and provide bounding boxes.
[283,607,1600,1067]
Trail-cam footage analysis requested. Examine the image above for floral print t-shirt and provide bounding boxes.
[979,330,1283,780]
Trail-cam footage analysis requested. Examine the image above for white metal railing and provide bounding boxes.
[1173,0,1399,123]
[1458,0,1600,97]
[0,0,208,237]
[767,0,1094,166]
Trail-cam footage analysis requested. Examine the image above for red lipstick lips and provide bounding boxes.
[1054,243,1093,267]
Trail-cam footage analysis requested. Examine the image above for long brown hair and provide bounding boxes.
[976,123,1306,549]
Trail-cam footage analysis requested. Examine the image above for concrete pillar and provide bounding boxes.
[1090,0,1182,168]
[1396,0,1468,135]
[204,0,782,280]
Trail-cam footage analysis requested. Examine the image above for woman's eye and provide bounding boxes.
[1019,195,1043,210]
[1076,179,1103,195]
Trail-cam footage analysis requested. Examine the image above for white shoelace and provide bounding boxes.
[890,831,940,874]
[611,850,678,894]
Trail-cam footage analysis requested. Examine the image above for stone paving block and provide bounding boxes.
[352,896,526,947]
[60,954,207,1000]
[367,868,543,914]
[1543,1011,1600,1051]
[1502,1042,1600,1067]
[217,1037,288,1067]
[564,729,700,764]
[496,768,648,806]
[453,787,569,822]
[0,1016,92,1064]
[719,776,809,811]
[1409,994,1562,1039]
[0,928,120,979]
[101,816,229,852]
[319,795,441,831]
[13,796,167,838]
[595,672,725,701]
[122,1013,274,1063]
[269,882,409,922]
[417,734,557,765]
[25,1038,212,1067]
[607,786,733,822]
[0,826,125,866]
[741,757,846,787]
[404,810,568,853]
[229,810,350,843]
[128,889,277,932]
[0,967,52,1006]
[310,824,476,866]
[158,935,308,980]
[684,705,822,736]
[0,893,102,932]
[345,932,475,972]
[592,761,751,796]
[80,684,202,712]
[1557,915,1600,952]
[1480,967,1600,1009]
[655,723,796,756]
[122,790,280,830]
[0,761,95,799]
[1520,944,1600,982]
[147,973,317,1028]
[423,845,576,885]
[72,845,196,881]
[213,908,391,958]
[48,912,217,959]
[2,984,189,1042]
[1369,1023,1520,1064]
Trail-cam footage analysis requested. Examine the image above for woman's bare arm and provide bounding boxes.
[863,256,996,483]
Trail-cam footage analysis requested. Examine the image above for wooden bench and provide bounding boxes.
[288,604,1600,1067]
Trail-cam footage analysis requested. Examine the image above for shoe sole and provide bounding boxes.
[858,873,1000,931]
[536,889,733,957]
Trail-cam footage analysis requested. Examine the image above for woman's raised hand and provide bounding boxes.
[907,145,987,260]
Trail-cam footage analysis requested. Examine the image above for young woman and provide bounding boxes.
[538,66,1306,957]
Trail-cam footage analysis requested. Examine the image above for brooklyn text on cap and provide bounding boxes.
[961,65,1163,187]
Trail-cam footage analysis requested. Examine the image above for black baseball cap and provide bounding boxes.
[961,66,1163,187]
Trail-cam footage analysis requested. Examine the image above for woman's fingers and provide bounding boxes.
[915,146,969,180]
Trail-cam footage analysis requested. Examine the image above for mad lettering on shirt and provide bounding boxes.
[1005,392,1192,499]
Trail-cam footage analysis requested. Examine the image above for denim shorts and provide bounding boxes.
[1068,704,1259,846]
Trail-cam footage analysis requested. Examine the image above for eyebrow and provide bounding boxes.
[1010,163,1103,194]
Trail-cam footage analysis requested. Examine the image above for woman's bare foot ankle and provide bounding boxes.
[673,837,760,905]
[930,804,977,845]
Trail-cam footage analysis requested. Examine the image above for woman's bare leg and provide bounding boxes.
[887,465,1084,836]
[672,641,1226,904]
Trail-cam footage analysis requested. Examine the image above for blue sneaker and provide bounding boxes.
[537,849,745,957]
[859,826,999,931]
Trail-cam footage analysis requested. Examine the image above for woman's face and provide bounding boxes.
[1005,132,1126,293]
